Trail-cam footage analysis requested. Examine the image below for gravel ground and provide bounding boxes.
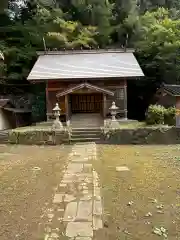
[93,144,180,240]
[0,144,70,240]
[0,144,180,240]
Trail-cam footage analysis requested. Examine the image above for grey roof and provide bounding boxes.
[0,99,10,107]
[27,51,144,81]
[163,84,180,96]
[3,107,31,113]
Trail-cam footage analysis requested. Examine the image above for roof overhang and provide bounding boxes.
[163,84,180,96]
[56,83,114,97]
[0,99,10,107]
[2,107,31,113]
[36,49,135,55]
[27,51,144,81]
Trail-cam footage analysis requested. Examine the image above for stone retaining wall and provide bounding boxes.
[3,126,180,145]
[8,129,70,145]
[102,126,180,144]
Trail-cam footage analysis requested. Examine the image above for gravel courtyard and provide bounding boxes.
[0,144,180,240]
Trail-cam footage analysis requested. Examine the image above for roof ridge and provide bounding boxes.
[37,49,134,56]
[164,84,180,87]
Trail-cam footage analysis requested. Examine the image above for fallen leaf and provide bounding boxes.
[153,227,162,236]
[156,204,164,209]
[127,201,134,206]
[157,210,164,214]
[145,212,152,217]
[32,166,41,171]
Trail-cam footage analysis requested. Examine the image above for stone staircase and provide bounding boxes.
[70,128,102,143]
[0,130,9,144]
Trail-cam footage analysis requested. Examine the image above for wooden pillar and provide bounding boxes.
[124,79,128,119]
[103,94,106,118]
[14,112,17,128]
[65,95,69,122]
[46,83,50,121]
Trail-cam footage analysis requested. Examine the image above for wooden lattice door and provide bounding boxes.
[71,94,102,113]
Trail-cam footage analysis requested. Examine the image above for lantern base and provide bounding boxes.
[52,119,63,130]
[109,120,120,129]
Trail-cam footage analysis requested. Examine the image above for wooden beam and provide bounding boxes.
[65,95,69,122]
[46,84,50,121]
[103,94,107,118]
[48,88,62,91]
[56,83,114,97]
[124,79,127,119]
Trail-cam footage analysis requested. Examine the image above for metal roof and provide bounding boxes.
[0,99,31,113]
[163,84,180,96]
[0,99,10,107]
[27,51,144,81]
[2,107,31,113]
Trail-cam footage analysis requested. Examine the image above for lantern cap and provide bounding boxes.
[109,101,119,110]
[53,103,61,111]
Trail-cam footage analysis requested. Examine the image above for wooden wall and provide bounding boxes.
[46,79,127,119]
[155,89,176,108]
[47,79,126,89]
[176,97,180,109]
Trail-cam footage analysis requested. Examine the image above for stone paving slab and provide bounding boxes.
[93,200,103,215]
[64,194,76,203]
[93,215,103,230]
[64,202,78,221]
[66,222,93,237]
[76,201,92,221]
[116,166,130,171]
[43,143,103,240]
[71,157,89,162]
[66,163,84,173]
[75,237,92,240]
[53,194,64,204]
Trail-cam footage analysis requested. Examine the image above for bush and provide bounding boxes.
[146,105,166,125]
[164,107,176,126]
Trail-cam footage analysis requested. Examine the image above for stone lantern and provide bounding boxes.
[52,103,63,130]
[107,101,119,129]
[0,51,4,61]
[109,101,119,121]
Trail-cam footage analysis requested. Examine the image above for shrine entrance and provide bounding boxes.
[70,93,103,113]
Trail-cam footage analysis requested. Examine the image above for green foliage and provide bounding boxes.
[164,107,176,125]
[31,91,46,123]
[0,3,97,83]
[146,104,166,125]
[1,1,180,89]
[146,104,176,125]
[46,19,97,49]
[62,0,113,46]
[136,8,180,84]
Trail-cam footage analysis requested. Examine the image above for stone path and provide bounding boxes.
[44,142,103,240]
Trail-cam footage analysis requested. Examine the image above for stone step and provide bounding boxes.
[0,131,9,136]
[0,131,9,143]
[71,133,101,139]
[72,127,101,131]
[71,130,101,135]
[70,137,101,143]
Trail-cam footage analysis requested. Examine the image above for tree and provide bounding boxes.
[57,0,113,47]
[136,8,180,84]
[0,3,97,83]
[112,0,139,47]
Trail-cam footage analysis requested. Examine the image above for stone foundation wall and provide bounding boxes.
[3,126,180,145]
[101,126,180,144]
[8,129,70,145]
